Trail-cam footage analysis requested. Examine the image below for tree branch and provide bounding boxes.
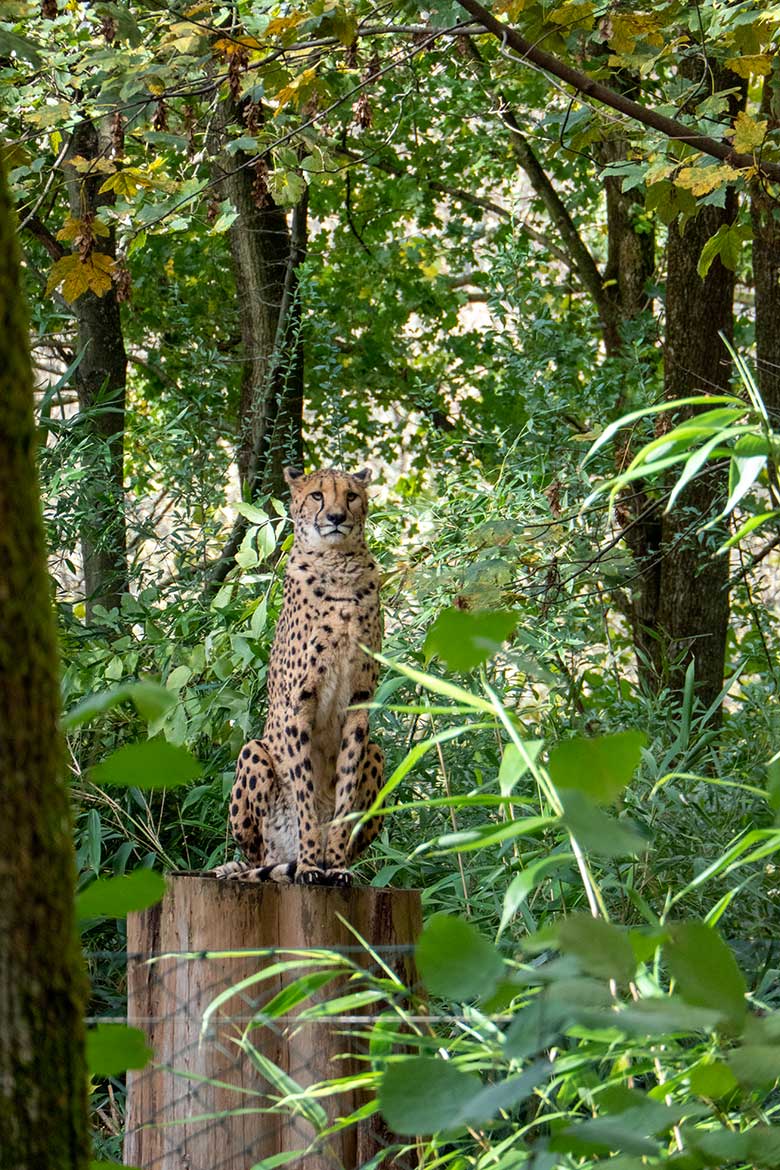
[22,214,65,261]
[339,144,571,265]
[457,0,780,182]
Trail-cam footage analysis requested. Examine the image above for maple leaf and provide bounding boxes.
[675,164,740,196]
[46,253,116,303]
[725,54,772,79]
[65,154,116,174]
[56,216,109,242]
[608,12,663,55]
[730,110,768,154]
[99,168,156,198]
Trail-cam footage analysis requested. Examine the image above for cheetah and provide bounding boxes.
[214,466,384,886]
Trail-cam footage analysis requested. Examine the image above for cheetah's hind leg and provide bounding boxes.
[319,743,385,887]
[214,738,276,879]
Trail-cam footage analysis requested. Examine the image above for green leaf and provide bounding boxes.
[768,757,780,810]
[560,788,647,857]
[86,1024,152,1076]
[459,1060,551,1125]
[379,1057,481,1135]
[612,996,724,1035]
[380,1054,551,1136]
[76,870,166,921]
[557,914,637,983]
[423,607,517,672]
[697,223,751,277]
[62,681,175,729]
[556,1097,708,1158]
[548,731,646,805]
[251,972,341,1022]
[497,855,574,937]
[235,501,270,524]
[664,922,746,1028]
[727,1045,780,1087]
[689,1059,738,1099]
[498,740,543,796]
[0,28,42,66]
[416,913,504,1000]
[723,449,766,515]
[90,738,202,789]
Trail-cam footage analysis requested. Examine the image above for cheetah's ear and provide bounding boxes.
[284,466,305,486]
[352,467,373,486]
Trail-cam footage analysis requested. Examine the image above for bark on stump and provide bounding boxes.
[125,877,421,1170]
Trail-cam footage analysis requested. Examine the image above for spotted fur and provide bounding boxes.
[214,466,384,886]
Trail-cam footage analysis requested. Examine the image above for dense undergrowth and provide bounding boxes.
[58,438,780,1168]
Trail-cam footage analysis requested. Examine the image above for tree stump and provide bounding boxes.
[125,877,421,1170]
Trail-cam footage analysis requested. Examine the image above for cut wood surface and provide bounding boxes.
[126,876,422,1170]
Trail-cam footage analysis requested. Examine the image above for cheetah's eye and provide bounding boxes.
[347,492,358,503]
[310,491,323,501]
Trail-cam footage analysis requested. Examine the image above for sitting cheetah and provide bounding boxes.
[215,466,384,886]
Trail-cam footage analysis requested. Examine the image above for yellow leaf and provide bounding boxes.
[274,66,319,113]
[213,35,262,54]
[264,13,308,38]
[65,155,116,174]
[56,216,110,241]
[46,253,116,302]
[494,0,535,14]
[725,54,772,78]
[608,12,663,55]
[164,22,204,52]
[645,161,675,185]
[675,163,740,196]
[549,1,594,29]
[731,109,767,153]
[99,168,156,198]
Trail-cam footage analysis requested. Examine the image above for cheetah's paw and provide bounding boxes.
[324,868,352,888]
[295,864,327,886]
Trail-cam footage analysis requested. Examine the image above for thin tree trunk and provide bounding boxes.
[0,153,89,1170]
[63,119,128,618]
[211,100,307,500]
[751,77,780,420]
[207,95,308,588]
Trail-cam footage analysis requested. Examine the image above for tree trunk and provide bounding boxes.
[126,878,421,1170]
[0,154,89,1170]
[624,66,742,710]
[211,100,307,502]
[63,119,128,619]
[651,197,736,706]
[751,77,780,420]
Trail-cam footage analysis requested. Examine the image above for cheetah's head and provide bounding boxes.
[284,466,372,551]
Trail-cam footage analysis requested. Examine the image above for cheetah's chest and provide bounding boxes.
[311,625,359,777]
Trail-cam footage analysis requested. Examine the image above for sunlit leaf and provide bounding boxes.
[90,738,202,789]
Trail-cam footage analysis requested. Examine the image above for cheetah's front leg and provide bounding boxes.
[323,710,374,886]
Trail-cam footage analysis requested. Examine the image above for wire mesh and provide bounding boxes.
[110,879,422,1170]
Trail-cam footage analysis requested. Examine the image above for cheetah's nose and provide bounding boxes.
[326,511,347,524]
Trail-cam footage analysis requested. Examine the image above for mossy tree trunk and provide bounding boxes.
[0,156,89,1170]
[63,118,128,619]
